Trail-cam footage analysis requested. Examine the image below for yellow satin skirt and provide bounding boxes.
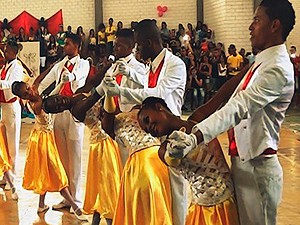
[22,129,68,194]
[185,197,240,225]
[113,146,173,225]
[0,128,11,177]
[83,137,122,218]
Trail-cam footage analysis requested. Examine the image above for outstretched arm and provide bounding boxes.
[189,64,250,122]
[71,91,103,122]
[76,63,111,93]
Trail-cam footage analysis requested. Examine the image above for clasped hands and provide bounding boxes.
[61,67,76,83]
[100,59,132,96]
[166,129,198,159]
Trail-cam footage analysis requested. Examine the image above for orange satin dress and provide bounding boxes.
[0,123,11,177]
[112,110,173,225]
[83,104,122,218]
[22,112,68,194]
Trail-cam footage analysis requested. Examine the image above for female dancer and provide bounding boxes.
[138,97,239,225]
[99,96,173,225]
[42,93,123,225]
[11,81,87,221]
[0,123,18,200]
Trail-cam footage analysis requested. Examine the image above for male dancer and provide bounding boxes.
[38,33,90,210]
[103,20,188,225]
[167,1,295,224]
[0,40,23,189]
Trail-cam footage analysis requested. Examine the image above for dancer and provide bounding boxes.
[11,81,87,221]
[103,19,188,225]
[0,123,18,200]
[0,40,23,189]
[167,1,295,224]
[38,33,90,209]
[138,97,239,225]
[42,93,123,225]
[99,96,173,225]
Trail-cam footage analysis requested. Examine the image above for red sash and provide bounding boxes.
[148,59,164,88]
[60,62,75,96]
[0,64,17,103]
[228,64,260,156]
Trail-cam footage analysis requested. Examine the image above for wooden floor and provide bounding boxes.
[0,109,299,225]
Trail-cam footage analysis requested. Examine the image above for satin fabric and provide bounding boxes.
[22,129,68,194]
[83,137,122,218]
[113,146,173,225]
[185,197,239,225]
[0,127,11,177]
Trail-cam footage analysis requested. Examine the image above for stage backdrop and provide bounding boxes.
[1,10,63,36]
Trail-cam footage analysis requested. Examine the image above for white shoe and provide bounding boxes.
[52,200,71,210]
[4,183,11,191]
[37,205,50,213]
[74,208,88,221]
[11,187,18,200]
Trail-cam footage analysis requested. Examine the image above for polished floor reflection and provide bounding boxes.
[0,109,299,225]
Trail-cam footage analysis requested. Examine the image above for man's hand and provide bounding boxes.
[61,67,75,83]
[166,130,198,158]
[103,75,120,96]
[116,59,130,77]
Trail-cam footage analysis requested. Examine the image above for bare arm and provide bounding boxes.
[76,63,111,93]
[71,91,102,122]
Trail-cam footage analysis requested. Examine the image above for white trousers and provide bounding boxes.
[0,101,21,175]
[53,111,84,205]
[168,167,188,225]
[231,155,283,225]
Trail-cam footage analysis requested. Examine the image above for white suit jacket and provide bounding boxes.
[119,54,147,112]
[195,44,294,162]
[38,55,90,94]
[0,59,23,101]
[119,48,186,116]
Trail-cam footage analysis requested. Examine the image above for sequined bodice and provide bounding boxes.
[178,143,234,206]
[114,109,160,155]
[34,112,53,131]
[83,103,108,143]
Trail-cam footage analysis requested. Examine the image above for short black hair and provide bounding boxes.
[135,19,162,44]
[260,0,295,41]
[116,28,135,47]
[139,97,171,114]
[11,81,25,97]
[7,39,20,54]
[66,33,81,47]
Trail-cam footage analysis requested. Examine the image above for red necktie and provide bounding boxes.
[1,65,7,80]
[60,62,75,96]
[148,59,164,88]
[0,64,16,103]
[228,64,261,156]
[113,73,123,108]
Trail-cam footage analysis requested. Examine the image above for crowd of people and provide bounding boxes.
[0,0,298,225]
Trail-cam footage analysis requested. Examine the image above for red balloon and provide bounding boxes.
[158,11,164,17]
[157,5,162,11]
[162,6,168,12]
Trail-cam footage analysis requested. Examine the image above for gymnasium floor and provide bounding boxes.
[0,109,299,225]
